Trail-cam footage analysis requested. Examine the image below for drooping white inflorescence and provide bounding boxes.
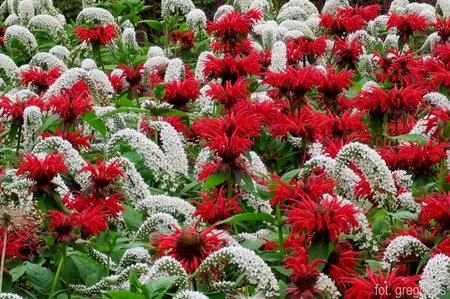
[419,253,450,299]
[269,41,287,72]
[137,194,196,224]
[0,53,19,82]
[248,151,269,177]
[194,51,213,81]
[424,92,450,110]
[140,256,189,288]
[18,0,35,23]
[27,14,63,38]
[186,8,207,34]
[122,27,138,48]
[437,0,450,18]
[22,106,42,152]
[174,291,209,299]
[316,274,341,299]
[4,25,38,54]
[114,157,151,204]
[134,212,179,240]
[147,46,165,59]
[195,246,279,298]
[87,245,117,269]
[381,236,428,269]
[118,247,150,271]
[161,0,195,17]
[335,142,398,210]
[48,45,71,61]
[241,192,273,214]
[277,6,308,22]
[88,69,115,103]
[29,52,67,71]
[76,7,115,24]
[44,67,94,98]
[164,58,185,82]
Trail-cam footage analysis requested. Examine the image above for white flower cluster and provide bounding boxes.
[195,246,279,298]
[174,290,209,299]
[81,58,97,71]
[186,9,207,34]
[93,106,127,137]
[269,41,287,72]
[250,0,271,12]
[134,212,179,240]
[437,0,450,18]
[419,254,450,299]
[404,3,436,23]
[248,151,269,177]
[281,0,318,16]
[87,245,117,269]
[18,0,34,23]
[321,0,349,14]
[335,142,397,210]
[241,192,273,214]
[22,106,42,152]
[88,69,115,104]
[28,14,64,38]
[381,236,428,269]
[424,92,450,110]
[4,25,38,54]
[397,192,420,212]
[142,56,169,78]
[114,157,151,205]
[0,294,24,299]
[194,85,215,115]
[122,27,138,48]
[118,247,150,271]
[164,58,185,82]
[140,256,189,288]
[277,6,308,22]
[389,0,410,13]
[161,0,195,17]
[233,0,252,12]
[194,146,213,175]
[234,229,273,242]
[76,7,115,24]
[137,194,196,224]
[0,53,19,82]
[316,274,341,299]
[194,51,213,81]
[30,52,67,71]
[33,136,90,188]
[44,67,94,98]
[147,46,165,59]
[214,5,234,22]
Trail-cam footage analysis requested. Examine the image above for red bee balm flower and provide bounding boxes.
[48,210,77,245]
[193,188,242,224]
[387,13,428,43]
[41,129,92,151]
[117,64,144,91]
[419,192,450,235]
[75,23,117,46]
[206,78,250,110]
[0,95,44,126]
[152,226,226,272]
[16,152,68,193]
[20,66,61,94]
[79,157,124,197]
[163,78,200,110]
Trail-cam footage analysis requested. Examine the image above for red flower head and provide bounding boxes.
[117,64,144,91]
[434,237,450,255]
[151,226,226,273]
[41,129,92,151]
[284,259,324,299]
[206,78,250,110]
[108,71,125,93]
[193,187,242,224]
[207,9,262,55]
[0,95,44,126]
[332,37,363,68]
[320,111,370,141]
[204,53,261,83]
[79,157,124,197]
[433,17,450,43]
[345,268,420,299]
[419,192,450,235]
[375,49,422,85]
[434,44,450,67]
[47,80,93,129]
[162,78,200,110]
[169,31,195,51]
[140,115,190,138]
[286,36,327,64]
[63,192,124,218]
[0,26,6,44]
[48,210,77,245]
[387,13,428,43]
[431,63,450,88]
[317,67,354,111]
[20,66,61,94]
[75,23,117,46]
[1,229,40,260]
[287,196,359,242]
[323,242,360,290]
[73,206,108,238]
[16,152,68,193]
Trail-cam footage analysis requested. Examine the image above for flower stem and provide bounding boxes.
[276,203,285,257]
[0,228,8,294]
[16,123,22,155]
[51,247,65,295]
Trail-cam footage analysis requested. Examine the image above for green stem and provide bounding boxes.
[92,44,105,71]
[227,172,233,200]
[16,123,22,155]
[63,246,71,299]
[0,228,8,294]
[51,247,65,295]
[276,203,285,257]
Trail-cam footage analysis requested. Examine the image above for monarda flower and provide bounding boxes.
[192,187,241,224]
[284,259,325,299]
[345,268,419,299]
[20,66,61,94]
[46,80,93,129]
[117,64,144,91]
[169,31,195,51]
[151,226,226,273]
[41,129,92,151]
[316,67,354,112]
[286,36,327,65]
[48,210,78,245]
[419,192,450,235]
[162,78,200,111]
[433,16,450,44]
[16,152,68,193]
[332,37,363,68]
[203,53,261,83]
[206,78,250,110]
[79,157,124,197]
[287,196,359,242]
[63,192,124,219]
[387,13,428,43]
[74,23,117,46]
[0,95,44,126]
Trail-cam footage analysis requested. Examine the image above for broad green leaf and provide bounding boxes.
[153,83,166,100]
[217,212,276,225]
[385,134,427,143]
[145,276,178,299]
[122,204,143,231]
[281,169,300,182]
[37,115,60,133]
[102,290,145,299]
[140,20,163,32]
[201,173,228,191]
[25,262,54,294]
[9,263,27,282]
[309,234,331,271]
[82,111,106,139]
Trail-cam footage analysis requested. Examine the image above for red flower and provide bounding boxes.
[151,226,226,272]
[375,49,424,85]
[108,71,125,93]
[431,63,450,88]
[207,9,262,55]
[20,66,61,94]
[0,229,39,260]
[419,192,450,235]
[0,95,44,126]
[75,23,117,46]
[16,152,68,193]
[320,5,379,36]
[332,37,363,68]
[73,206,108,238]
[320,111,370,141]
[169,31,195,51]
[286,36,327,64]
[47,80,93,129]
[434,237,450,255]
[317,67,354,111]
[433,16,450,43]
[284,259,324,299]
[204,53,261,83]
[117,64,144,91]
[41,129,92,151]
[434,44,450,67]
[79,157,124,197]
[193,187,242,224]
[345,268,419,299]
[140,115,190,138]
[63,192,124,218]
[323,242,360,290]
[387,13,428,43]
[287,196,359,242]
[0,26,6,44]
[206,78,250,110]
[48,210,77,244]
[162,78,200,110]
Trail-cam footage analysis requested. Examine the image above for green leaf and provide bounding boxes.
[70,254,103,283]
[153,83,166,100]
[201,173,228,191]
[145,276,178,299]
[140,20,163,32]
[103,290,145,299]
[9,263,27,282]
[82,111,107,139]
[309,234,331,271]
[385,134,427,143]
[281,169,300,182]
[25,262,54,295]
[372,217,389,236]
[366,260,382,271]
[217,212,276,225]
[37,115,60,133]
[122,204,143,231]
[97,107,148,119]
[237,172,255,192]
